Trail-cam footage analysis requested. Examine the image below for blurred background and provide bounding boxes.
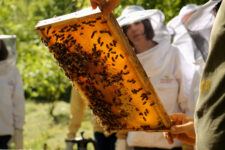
[0,0,208,149]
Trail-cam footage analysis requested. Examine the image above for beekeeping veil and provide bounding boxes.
[117,5,170,42]
[167,4,199,64]
[0,35,17,75]
[184,0,222,61]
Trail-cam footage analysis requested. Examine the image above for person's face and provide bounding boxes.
[126,21,146,45]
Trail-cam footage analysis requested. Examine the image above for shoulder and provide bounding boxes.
[11,66,21,75]
[10,66,23,83]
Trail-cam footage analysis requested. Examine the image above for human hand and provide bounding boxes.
[90,0,121,16]
[163,113,195,146]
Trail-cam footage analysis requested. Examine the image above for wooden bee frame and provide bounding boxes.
[35,8,171,132]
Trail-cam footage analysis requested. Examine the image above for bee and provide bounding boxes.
[91,31,97,38]
[100,20,107,24]
[98,37,101,44]
[46,25,51,34]
[143,117,146,121]
[96,17,101,20]
[120,54,124,59]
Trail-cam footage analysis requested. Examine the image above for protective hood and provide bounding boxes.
[167,0,221,63]
[185,0,221,61]
[185,0,221,31]
[117,5,170,42]
[167,4,199,36]
[0,35,17,76]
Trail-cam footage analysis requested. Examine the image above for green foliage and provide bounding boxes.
[0,0,89,101]
[21,101,94,150]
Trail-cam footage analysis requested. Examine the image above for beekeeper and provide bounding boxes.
[167,0,221,70]
[0,35,25,149]
[115,5,197,150]
[167,0,222,112]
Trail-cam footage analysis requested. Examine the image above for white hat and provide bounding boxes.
[167,0,221,63]
[179,4,199,17]
[167,4,199,35]
[0,35,17,75]
[117,5,170,42]
[185,0,221,31]
[167,4,200,64]
[0,35,17,59]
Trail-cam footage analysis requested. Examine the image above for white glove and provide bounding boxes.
[65,142,74,150]
[115,139,127,150]
[14,129,23,149]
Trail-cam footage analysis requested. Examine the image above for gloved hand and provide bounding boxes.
[14,128,23,149]
[115,139,127,150]
[65,142,74,150]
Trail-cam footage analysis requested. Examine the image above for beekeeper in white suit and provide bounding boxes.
[115,5,197,150]
[167,0,222,115]
[167,4,199,66]
[184,0,222,63]
[167,0,221,70]
[0,35,25,149]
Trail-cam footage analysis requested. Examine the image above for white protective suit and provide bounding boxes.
[167,4,199,65]
[0,35,25,149]
[126,39,196,149]
[167,0,221,70]
[167,0,221,113]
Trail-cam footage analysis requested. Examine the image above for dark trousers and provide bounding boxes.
[94,132,117,150]
[134,147,182,150]
[0,135,11,149]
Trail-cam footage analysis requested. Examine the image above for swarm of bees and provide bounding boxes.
[36,11,171,132]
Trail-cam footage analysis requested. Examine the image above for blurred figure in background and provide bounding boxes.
[0,35,25,149]
[167,0,222,118]
[164,1,225,149]
[167,0,221,70]
[167,4,199,67]
[115,5,197,150]
[66,86,117,150]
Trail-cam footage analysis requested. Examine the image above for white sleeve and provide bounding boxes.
[67,86,86,138]
[12,67,25,129]
[174,50,199,117]
[115,139,127,150]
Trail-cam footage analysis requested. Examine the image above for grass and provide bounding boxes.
[17,101,94,150]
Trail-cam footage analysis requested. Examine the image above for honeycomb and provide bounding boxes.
[35,9,171,132]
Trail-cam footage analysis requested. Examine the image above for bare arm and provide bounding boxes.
[163,113,195,146]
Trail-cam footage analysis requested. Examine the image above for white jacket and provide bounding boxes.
[0,56,25,135]
[127,40,197,149]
